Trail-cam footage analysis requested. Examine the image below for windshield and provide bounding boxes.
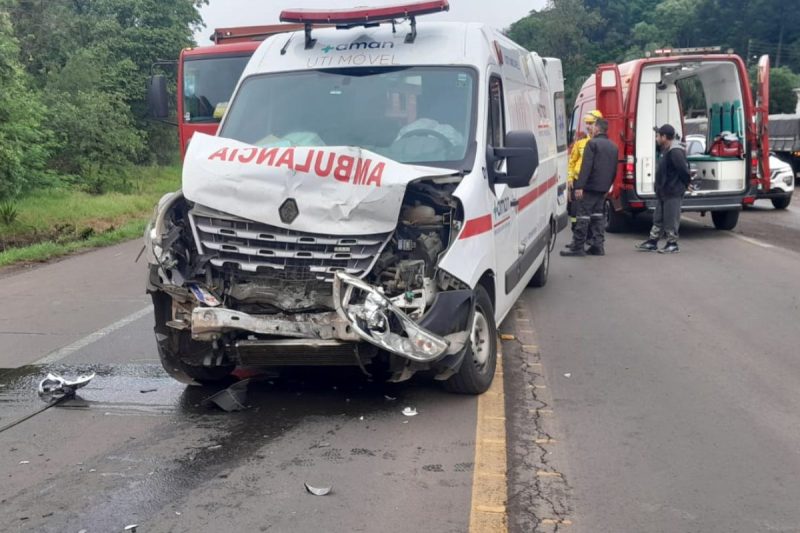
[219,67,477,169]
[183,55,251,123]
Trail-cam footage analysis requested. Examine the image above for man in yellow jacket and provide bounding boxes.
[567,110,603,230]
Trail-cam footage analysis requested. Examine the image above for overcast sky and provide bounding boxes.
[195,0,546,44]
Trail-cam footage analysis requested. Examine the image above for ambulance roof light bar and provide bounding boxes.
[647,46,733,57]
[280,0,449,49]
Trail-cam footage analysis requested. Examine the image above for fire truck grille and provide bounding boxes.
[190,209,391,282]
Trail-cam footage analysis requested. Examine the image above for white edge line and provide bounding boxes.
[34,306,153,365]
[729,233,775,249]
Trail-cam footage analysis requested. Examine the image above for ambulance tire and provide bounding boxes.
[444,285,497,395]
[711,210,739,230]
[152,292,234,385]
[605,200,629,233]
[529,220,554,288]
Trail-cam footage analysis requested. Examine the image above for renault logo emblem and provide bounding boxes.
[279,198,299,224]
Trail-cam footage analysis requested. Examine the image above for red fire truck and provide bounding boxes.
[148,24,304,158]
[570,48,771,231]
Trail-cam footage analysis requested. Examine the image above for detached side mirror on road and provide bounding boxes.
[487,130,539,189]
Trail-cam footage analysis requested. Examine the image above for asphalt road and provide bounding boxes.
[1,199,798,532]
[519,202,800,532]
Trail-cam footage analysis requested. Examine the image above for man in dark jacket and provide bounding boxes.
[561,118,619,257]
[636,124,691,253]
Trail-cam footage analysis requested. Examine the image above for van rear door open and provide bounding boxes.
[595,64,625,198]
[755,54,771,191]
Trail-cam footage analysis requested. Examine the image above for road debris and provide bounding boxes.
[124,525,138,532]
[204,379,251,412]
[37,372,96,401]
[139,388,158,394]
[563,373,572,378]
[402,407,418,417]
[304,483,332,496]
[19,460,30,465]
[207,444,222,451]
[384,395,397,401]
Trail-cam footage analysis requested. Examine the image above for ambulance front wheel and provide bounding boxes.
[151,292,234,385]
[711,210,739,230]
[444,285,497,395]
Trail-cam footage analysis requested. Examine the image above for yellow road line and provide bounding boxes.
[469,339,508,533]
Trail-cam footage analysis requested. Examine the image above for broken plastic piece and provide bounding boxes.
[204,379,251,412]
[124,525,138,532]
[19,460,30,465]
[37,372,95,401]
[402,407,418,417]
[140,388,158,394]
[304,482,332,496]
[563,373,571,378]
[384,395,397,401]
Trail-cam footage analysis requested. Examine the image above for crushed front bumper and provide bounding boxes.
[187,273,464,364]
[333,272,453,363]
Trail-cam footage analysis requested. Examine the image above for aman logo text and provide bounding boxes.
[321,41,395,54]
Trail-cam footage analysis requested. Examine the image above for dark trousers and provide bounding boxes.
[649,195,682,243]
[571,191,606,249]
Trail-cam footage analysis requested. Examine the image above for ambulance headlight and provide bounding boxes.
[332,272,449,362]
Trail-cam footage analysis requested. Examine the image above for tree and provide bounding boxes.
[767,66,800,114]
[0,11,52,200]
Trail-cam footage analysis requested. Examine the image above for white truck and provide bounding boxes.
[144,1,568,394]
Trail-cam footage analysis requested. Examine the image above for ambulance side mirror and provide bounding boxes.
[489,130,539,188]
[147,75,169,119]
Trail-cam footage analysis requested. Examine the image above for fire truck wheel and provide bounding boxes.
[711,210,739,230]
[151,292,234,385]
[444,285,497,395]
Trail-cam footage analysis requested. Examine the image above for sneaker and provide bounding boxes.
[585,246,605,256]
[560,247,586,257]
[635,239,659,251]
[659,242,679,254]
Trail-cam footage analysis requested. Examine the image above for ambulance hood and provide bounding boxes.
[183,133,454,235]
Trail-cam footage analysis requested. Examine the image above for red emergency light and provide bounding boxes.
[280,0,449,48]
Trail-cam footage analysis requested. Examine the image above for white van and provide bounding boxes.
[144,1,568,394]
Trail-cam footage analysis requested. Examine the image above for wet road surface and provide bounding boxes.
[1,365,476,533]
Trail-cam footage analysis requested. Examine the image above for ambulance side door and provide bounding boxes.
[486,74,519,316]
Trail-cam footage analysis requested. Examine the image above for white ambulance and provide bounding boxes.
[144,0,568,394]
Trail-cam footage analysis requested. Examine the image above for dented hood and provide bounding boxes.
[183,134,452,235]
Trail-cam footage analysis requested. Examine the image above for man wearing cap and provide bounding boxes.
[561,117,618,257]
[566,110,603,232]
[636,124,690,253]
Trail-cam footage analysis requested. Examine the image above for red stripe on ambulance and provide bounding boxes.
[459,215,493,239]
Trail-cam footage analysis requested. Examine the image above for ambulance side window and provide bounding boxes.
[488,77,505,150]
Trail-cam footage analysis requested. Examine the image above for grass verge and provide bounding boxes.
[0,166,179,268]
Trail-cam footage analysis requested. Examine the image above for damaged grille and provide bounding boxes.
[190,208,391,282]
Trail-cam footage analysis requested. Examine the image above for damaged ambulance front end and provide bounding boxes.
[145,135,479,390]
